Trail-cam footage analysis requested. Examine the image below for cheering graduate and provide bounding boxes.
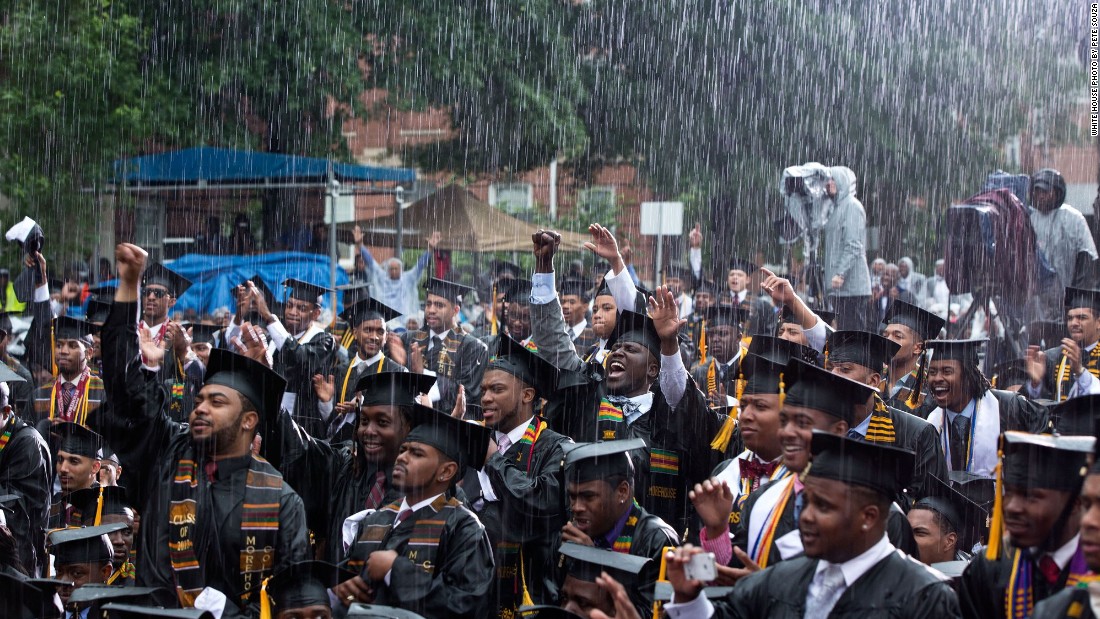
[0,361,51,576]
[921,339,1049,476]
[689,305,748,407]
[49,422,103,528]
[960,432,1096,618]
[775,305,835,350]
[70,485,139,585]
[720,257,775,337]
[1026,286,1100,400]
[399,278,489,415]
[691,337,813,554]
[332,405,495,618]
[464,335,571,616]
[313,297,407,443]
[881,300,946,413]
[280,371,435,563]
[32,316,105,426]
[138,262,203,423]
[560,439,679,618]
[662,433,960,619]
[95,243,310,618]
[557,541,650,619]
[824,330,946,501]
[226,277,337,437]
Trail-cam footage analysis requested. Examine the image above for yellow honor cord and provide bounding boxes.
[259,575,273,619]
[778,372,786,409]
[698,319,707,363]
[94,485,105,525]
[652,546,676,619]
[490,284,498,336]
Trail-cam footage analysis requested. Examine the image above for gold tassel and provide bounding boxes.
[906,349,926,407]
[520,552,534,607]
[735,363,745,402]
[651,546,676,619]
[706,359,717,396]
[823,342,829,366]
[94,486,105,526]
[259,575,273,619]
[986,437,1005,560]
[50,325,58,379]
[778,372,786,409]
[490,284,498,336]
[698,319,708,364]
[710,412,738,452]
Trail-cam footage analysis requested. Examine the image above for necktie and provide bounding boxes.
[203,460,218,483]
[497,434,513,455]
[1039,554,1062,585]
[739,458,778,482]
[804,564,846,618]
[364,471,386,510]
[950,415,971,470]
[60,382,76,414]
[396,508,413,526]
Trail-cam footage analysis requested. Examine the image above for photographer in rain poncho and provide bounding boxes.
[823,166,873,330]
[1028,168,1097,320]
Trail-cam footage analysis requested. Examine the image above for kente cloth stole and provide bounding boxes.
[864,395,897,443]
[610,501,643,554]
[169,455,282,608]
[0,416,14,455]
[349,496,458,576]
[513,417,546,473]
[435,333,464,377]
[1057,345,1100,401]
[597,399,626,441]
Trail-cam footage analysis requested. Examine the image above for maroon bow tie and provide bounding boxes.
[740,458,778,481]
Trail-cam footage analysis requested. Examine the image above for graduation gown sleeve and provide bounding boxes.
[958,552,1011,619]
[891,408,947,501]
[994,389,1051,433]
[0,421,51,576]
[482,429,570,527]
[1032,587,1098,619]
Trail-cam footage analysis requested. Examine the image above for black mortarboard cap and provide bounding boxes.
[101,445,119,466]
[53,421,102,459]
[0,494,16,527]
[0,311,11,336]
[779,305,836,327]
[424,278,473,304]
[234,274,278,308]
[1065,286,1100,314]
[704,304,748,328]
[806,431,915,498]
[562,438,645,484]
[594,279,613,299]
[0,361,25,384]
[0,573,64,619]
[142,262,192,297]
[728,257,757,275]
[88,282,118,300]
[102,605,213,619]
[337,281,371,307]
[283,278,329,305]
[1049,394,1100,436]
[404,404,493,470]
[559,278,593,301]
[347,604,428,618]
[825,330,900,370]
[1003,431,1095,492]
[930,561,969,581]
[883,299,946,341]
[500,278,533,304]
[948,470,997,512]
[86,298,112,324]
[53,316,97,343]
[355,371,436,408]
[694,279,719,296]
[1028,320,1065,348]
[991,358,1029,390]
[187,323,220,345]
[558,542,650,583]
[70,485,134,523]
[928,339,986,365]
[48,522,126,565]
[782,359,875,425]
[486,335,559,396]
[490,259,522,280]
[68,585,169,613]
[607,310,661,359]
[203,348,288,421]
[268,560,355,612]
[516,606,584,619]
[663,263,694,283]
[913,475,988,551]
[742,336,818,394]
[340,297,401,326]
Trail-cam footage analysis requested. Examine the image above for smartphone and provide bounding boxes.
[684,552,717,582]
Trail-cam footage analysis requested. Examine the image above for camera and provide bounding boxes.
[684,552,717,582]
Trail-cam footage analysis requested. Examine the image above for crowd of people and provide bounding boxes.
[3,166,1100,619]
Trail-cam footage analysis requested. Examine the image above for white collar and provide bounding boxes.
[722,349,742,368]
[430,329,451,342]
[814,533,894,588]
[497,418,533,447]
[398,493,444,518]
[569,319,588,338]
[295,323,323,341]
[352,350,384,368]
[143,319,168,333]
[627,391,655,413]
[1041,533,1081,571]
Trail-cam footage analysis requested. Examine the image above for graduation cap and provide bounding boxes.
[559,541,650,584]
[0,310,12,336]
[562,438,645,484]
[805,430,915,499]
[607,310,661,360]
[652,582,734,603]
[53,422,103,459]
[930,560,969,582]
[991,358,1029,390]
[68,585,170,614]
[142,262,192,297]
[424,278,473,304]
[694,280,719,296]
[883,299,946,341]
[704,304,748,329]
[779,305,836,327]
[282,278,329,306]
[948,470,997,512]
[559,278,593,301]
[88,281,118,300]
[593,279,613,299]
[264,560,355,614]
[404,404,493,470]
[203,348,288,420]
[337,281,371,307]
[48,522,127,565]
[355,371,436,408]
[490,259,522,281]
[85,298,112,324]
[70,486,134,525]
[927,339,986,365]
[486,335,559,396]
[913,475,988,551]
[0,493,16,528]
[340,297,401,327]
[0,361,26,384]
[500,278,533,304]
[53,316,97,344]
[234,274,278,307]
[186,323,220,346]
[101,445,120,466]
[347,604,428,618]
[741,336,817,394]
[1064,286,1100,314]
[516,606,584,619]
[1027,320,1065,348]
[101,605,213,619]
[1002,430,1095,492]
[662,263,694,284]
[782,359,876,425]
[0,572,64,619]
[825,330,900,371]
[728,256,758,275]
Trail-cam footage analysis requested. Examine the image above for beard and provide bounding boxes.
[191,408,245,456]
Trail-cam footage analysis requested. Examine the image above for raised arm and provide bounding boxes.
[530,230,586,374]
[587,223,638,314]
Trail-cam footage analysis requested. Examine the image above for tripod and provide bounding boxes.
[949,282,1025,375]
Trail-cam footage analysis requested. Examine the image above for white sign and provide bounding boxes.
[640,202,684,236]
[323,193,356,224]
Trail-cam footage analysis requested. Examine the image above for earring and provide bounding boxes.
[862,524,868,531]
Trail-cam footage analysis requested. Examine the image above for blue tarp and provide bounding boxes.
[140,252,350,318]
[111,146,416,185]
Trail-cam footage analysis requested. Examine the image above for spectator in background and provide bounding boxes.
[870,263,916,326]
[870,257,886,288]
[196,216,225,255]
[96,258,112,284]
[308,222,330,255]
[1029,168,1098,319]
[351,224,442,320]
[920,259,950,309]
[349,252,369,284]
[228,213,257,254]
[823,166,873,330]
[897,257,925,299]
[0,270,25,314]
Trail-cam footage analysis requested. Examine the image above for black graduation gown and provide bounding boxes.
[463,419,570,615]
[959,545,1081,619]
[92,301,311,618]
[4,358,35,420]
[690,356,741,402]
[0,415,51,576]
[155,346,205,424]
[344,495,495,618]
[276,408,401,563]
[322,355,407,444]
[400,329,488,414]
[272,325,337,438]
[854,399,947,503]
[1032,345,1100,400]
[709,550,962,618]
[1032,586,1098,619]
[731,480,918,568]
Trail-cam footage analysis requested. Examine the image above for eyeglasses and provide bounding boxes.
[145,288,171,299]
